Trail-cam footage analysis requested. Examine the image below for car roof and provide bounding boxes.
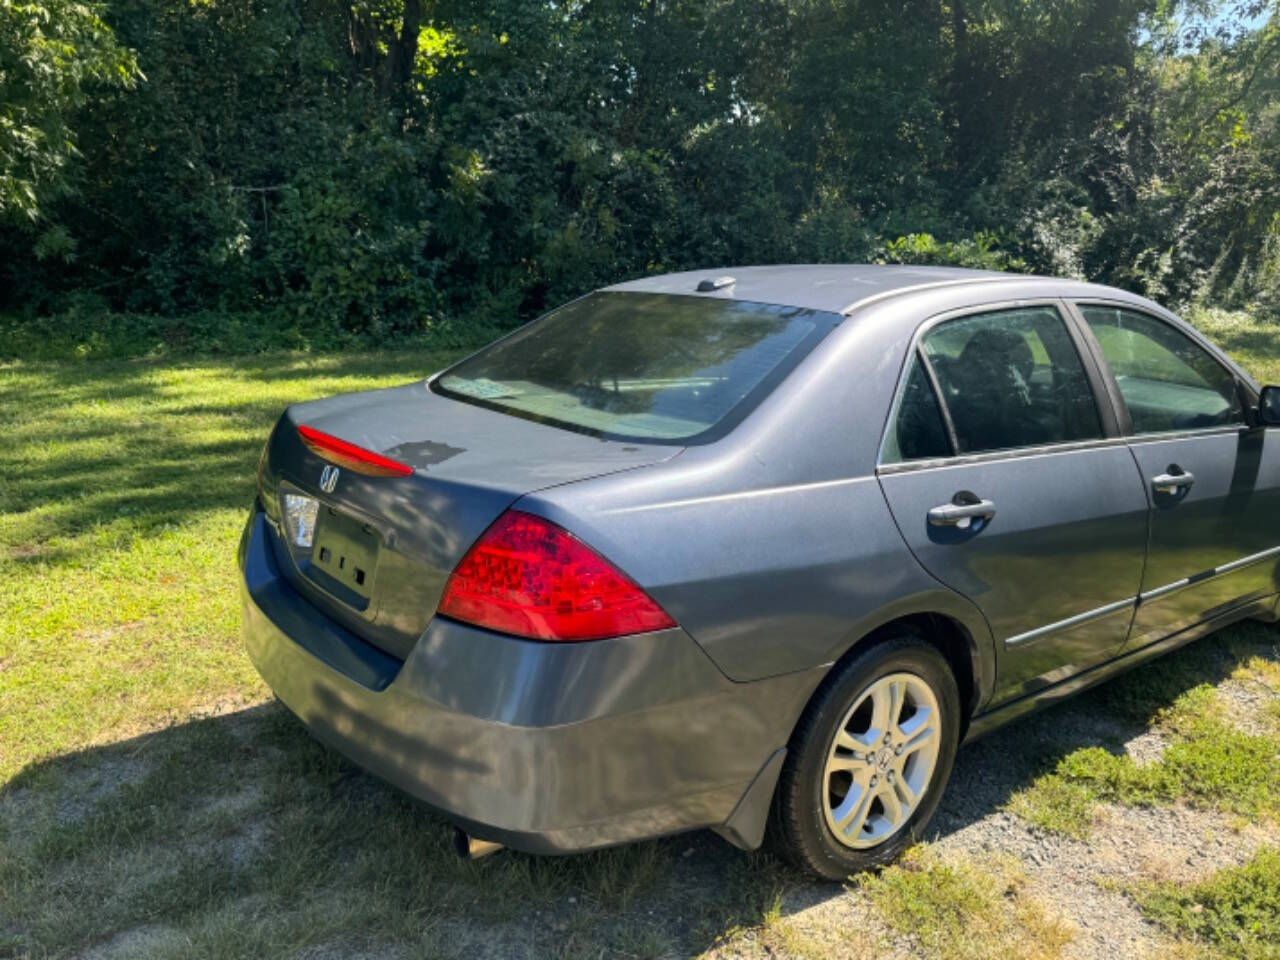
[603,264,1256,388]
[602,264,1053,315]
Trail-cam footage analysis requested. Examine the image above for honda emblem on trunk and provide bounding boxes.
[319,465,340,493]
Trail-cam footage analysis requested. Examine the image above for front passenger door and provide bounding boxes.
[1076,304,1280,647]
[878,304,1150,705]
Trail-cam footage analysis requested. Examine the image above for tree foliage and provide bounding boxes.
[0,0,139,224]
[0,0,1277,355]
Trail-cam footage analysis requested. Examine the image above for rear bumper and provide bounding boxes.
[240,508,821,852]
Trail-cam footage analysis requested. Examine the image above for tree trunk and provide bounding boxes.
[388,0,424,93]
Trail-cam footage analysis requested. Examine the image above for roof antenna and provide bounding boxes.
[696,276,736,292]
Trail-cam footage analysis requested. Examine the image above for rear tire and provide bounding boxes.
[772,632,961,880]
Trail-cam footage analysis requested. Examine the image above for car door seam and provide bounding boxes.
[871,472,999,682]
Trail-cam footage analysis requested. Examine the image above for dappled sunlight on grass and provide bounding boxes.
[2,318,1279,956]
[0,350,463,780]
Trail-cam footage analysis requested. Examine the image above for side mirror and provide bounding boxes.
[1260,385,1280,426]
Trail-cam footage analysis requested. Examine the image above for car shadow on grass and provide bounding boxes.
[1,701,805,959]
[1,625,1274,959]
[936,619,1279,838]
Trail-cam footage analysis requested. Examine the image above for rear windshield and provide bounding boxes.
[431,292,838,443]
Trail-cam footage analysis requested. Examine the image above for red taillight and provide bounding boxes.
[297,423,413,477]
[438,510,676,642]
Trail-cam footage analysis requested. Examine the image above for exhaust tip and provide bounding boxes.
[453,827,503,860]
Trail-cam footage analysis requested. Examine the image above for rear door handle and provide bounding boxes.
[1152,470,1195,495]
[928,498,996,528]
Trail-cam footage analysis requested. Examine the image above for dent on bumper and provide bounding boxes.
[240,510,823,853]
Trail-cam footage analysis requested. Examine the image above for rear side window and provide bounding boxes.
[432,293,836,443]
[919,306,1103,455]
[1079,306,1243,434]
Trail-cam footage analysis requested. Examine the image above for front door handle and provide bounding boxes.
[1152,469,1195,495]
[928,498,996,528]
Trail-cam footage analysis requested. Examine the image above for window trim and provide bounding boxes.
[1118,422,1255,448]
[917,346,961,455]
[877,435,1134,476]
[1066,298,1258,441]
[876,298,1119,472]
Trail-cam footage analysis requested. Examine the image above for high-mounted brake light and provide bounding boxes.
[438,510,676,642]
[297,423,413,477]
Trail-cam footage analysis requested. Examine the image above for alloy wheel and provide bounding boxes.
[821,671,941,849]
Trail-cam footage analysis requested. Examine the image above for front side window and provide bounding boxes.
[433,293,836,443]
[1079,306,1243,434]
[920,306,1103,455]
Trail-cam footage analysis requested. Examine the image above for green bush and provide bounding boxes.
[879,232,1029,273]
[1,0,1277,358]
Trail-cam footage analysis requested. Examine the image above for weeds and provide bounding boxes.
[1134,847,1280,959]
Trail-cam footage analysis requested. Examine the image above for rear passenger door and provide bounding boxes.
[1074,303,1280,648]
[877,303,1150,705]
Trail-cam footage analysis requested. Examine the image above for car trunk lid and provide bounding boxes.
[258,381,681,659]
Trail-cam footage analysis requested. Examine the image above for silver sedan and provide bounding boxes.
[240,265,1280,878]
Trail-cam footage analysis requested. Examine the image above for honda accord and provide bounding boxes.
[240,265,1280,878]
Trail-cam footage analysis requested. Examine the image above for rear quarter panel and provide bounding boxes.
[527,470,991,683]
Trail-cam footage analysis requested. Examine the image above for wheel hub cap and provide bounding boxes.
[821,671,942,850]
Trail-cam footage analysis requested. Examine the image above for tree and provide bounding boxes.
[0,0,139,225]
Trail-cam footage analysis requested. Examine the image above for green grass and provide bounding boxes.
[1006,631,1280,838]
[1058,679,1280,817]
[2,307,1279,957]
[858,847,1074,960]
[1134,847,1280,959]
[0,348,801,958]
[0,350,465,782]
[1006,776,1098,839]
[0,705,793,957]
[1188,306,1280,384]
